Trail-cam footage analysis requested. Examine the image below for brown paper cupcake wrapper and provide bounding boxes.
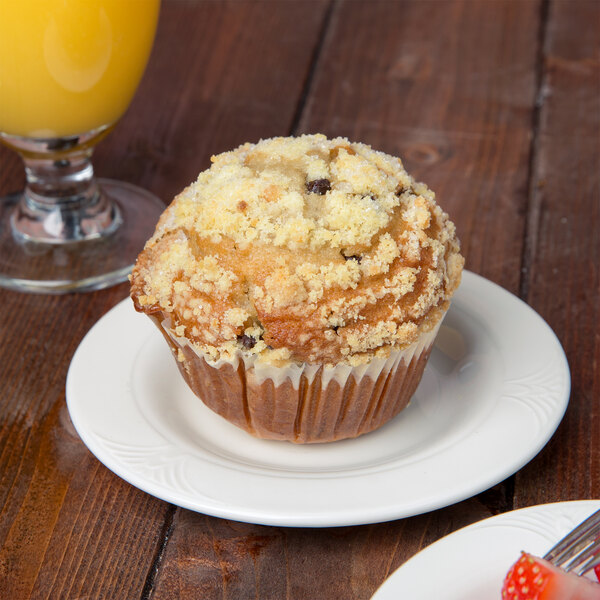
[151,316,442,444]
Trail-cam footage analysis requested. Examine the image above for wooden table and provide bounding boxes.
[1,1,598,598]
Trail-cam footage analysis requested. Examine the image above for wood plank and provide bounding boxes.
[3,0,594,598]
[151,500,490,600]
[95,0,332,204]
[514,0,600,505]
[0,289,171,599]
[150,1,542,599]
[0,1,328,598]
[298,0,542,294]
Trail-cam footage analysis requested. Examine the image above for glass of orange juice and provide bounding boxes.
[0,0,162,293]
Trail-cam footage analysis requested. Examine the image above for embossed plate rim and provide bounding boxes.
[372,500,600,599]
[66,271,570,526]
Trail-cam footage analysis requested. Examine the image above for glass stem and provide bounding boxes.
[12,146,121,244]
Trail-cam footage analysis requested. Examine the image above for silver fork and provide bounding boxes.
[543,507,600,576]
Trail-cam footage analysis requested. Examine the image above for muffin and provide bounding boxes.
[130,134,464,443]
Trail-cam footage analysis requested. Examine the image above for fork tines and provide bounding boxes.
[543,508,600,576]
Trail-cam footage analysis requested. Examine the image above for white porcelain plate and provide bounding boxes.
[66,271,570,527]
[372,500,600,599]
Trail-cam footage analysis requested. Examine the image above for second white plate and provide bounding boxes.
[372,500,600,599]
[66,271,570,527]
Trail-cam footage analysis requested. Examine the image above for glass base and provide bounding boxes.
[0,179,164,293]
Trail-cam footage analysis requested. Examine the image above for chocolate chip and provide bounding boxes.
[238,334,256,349]
[331,325,340,334]
[306,178,331,195]
[395,185,406,197]
[343,254,362,264]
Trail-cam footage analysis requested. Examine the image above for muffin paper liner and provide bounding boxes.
[151,315,443,443]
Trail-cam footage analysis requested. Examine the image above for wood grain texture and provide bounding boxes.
[151,500,491,600]
[0,290,170,599]
[0,1,329,598]
[150,1,543,599]
[514,0,600,505]
[0,0,597,598]
[298,0,541,293]
[95,0,332,204]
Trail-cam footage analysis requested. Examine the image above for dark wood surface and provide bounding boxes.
[0,1,598,598]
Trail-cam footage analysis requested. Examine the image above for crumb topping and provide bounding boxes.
[131,134,464,366]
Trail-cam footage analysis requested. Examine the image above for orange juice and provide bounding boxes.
[0,0,160,138]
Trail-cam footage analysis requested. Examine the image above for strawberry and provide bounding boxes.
[502,552,600,600]
[596,564,600,583]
